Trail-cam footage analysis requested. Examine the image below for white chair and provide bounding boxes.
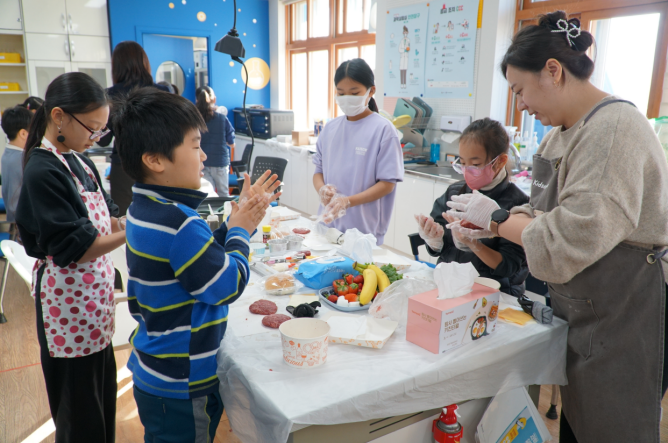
[110,244,128,303]
[0,240,37,323]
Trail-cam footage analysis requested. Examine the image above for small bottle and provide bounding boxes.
[432,404,463,443]
[519,131,529,162]
[207,214,220,231]
[513,132,521,151]
[262,225,271,244]
[430,135,441,164]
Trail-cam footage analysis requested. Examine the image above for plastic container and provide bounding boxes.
[207,214,220,231]
[259,272,303,295]
[0,82,20,91]
[279,318,330,369]
[430,136,441,164]
[285,235,304,251]
[267,238,288,253]
[250,243,266,255]
[0,53,21,63]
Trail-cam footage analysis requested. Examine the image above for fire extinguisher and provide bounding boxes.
[432,404,463,443]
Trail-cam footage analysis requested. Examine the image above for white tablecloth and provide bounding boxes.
[216,217,568,443]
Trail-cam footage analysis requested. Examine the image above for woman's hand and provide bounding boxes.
[239,170,281,204]
[446,191,500,231]
[318,184,338,206]
[317,194,351,224]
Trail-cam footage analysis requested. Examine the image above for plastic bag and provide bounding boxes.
[294,256,356,289]
[339,228,377,263]
[257,272,303,296]
[368,279,437,326]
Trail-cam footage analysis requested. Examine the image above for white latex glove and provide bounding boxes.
[318,184,338,206]
[317,194,351,224]
[452,225,482,252]
[415,214,444,251]
[446,190,500,231]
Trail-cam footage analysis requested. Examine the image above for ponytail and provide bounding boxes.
[23,72,108,168]
[368,97,379,113]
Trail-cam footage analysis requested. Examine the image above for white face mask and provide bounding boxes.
[335,89,371,117]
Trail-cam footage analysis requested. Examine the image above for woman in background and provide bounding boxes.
[196,86,235,197]
[97,41,170,215]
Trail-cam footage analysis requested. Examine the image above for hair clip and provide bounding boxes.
[551,19,581,49]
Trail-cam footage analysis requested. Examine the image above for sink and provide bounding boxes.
[404,165,464,180]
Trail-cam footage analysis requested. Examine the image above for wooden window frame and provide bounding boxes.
[286,0,376,126]
[507,0,668,128]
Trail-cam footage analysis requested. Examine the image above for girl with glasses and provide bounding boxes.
[16,72,126,443]
[415,118,530,296]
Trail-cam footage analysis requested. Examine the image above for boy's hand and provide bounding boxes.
[228,194,275,235]
[239,170,281,204]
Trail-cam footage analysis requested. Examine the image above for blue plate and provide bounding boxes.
[319,287,370,312]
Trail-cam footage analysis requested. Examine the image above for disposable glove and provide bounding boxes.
[415,214,445,251]
[317,194,351,224]
[446,190,500,231]
[318,184,338,206]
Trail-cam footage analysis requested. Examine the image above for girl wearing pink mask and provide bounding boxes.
[415,118,529,296]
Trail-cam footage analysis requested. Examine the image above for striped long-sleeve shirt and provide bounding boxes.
[125,183,250,399]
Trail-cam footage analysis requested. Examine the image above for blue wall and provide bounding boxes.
[107,0,270,110]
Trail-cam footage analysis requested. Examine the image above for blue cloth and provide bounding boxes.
[126,182,251,399]
[1,147,24,221]
[201,112,235,168]
[134,386,224,443]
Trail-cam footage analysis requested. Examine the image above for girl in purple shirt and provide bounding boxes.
[312,59,404,245]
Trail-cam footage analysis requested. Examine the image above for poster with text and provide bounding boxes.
[384,3,429,97]
[424,0,480,99]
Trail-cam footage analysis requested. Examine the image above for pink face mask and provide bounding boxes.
[453,156,499,190]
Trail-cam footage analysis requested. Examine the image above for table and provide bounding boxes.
[217,216,568,443]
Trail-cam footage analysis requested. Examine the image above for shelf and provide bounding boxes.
[0,30,25,36]
[0,63,25,67]
[0,91,29,94]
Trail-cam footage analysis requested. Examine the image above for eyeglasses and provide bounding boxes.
[67,112,110,140]
[451,155,499,177]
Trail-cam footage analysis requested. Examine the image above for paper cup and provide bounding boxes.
[279,318,330,369]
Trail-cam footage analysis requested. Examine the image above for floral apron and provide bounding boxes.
[33,138,115,358]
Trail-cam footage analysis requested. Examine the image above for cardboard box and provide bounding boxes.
[0,53,21,63]
[292,130,310,146]
[407,280,500,354]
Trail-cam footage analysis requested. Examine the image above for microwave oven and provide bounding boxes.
[232,108,294,140]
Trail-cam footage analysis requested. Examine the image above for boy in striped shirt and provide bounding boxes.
[113,88,280,442]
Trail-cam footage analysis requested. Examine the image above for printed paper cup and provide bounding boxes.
[279,318,330,369]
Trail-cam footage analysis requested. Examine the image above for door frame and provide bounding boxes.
[134,26,213,94]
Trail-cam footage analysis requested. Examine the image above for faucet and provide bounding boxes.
[508,143,522,173]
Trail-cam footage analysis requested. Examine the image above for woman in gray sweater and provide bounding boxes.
[447,11,668,443]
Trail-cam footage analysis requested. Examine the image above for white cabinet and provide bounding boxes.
[290,149,309,214]
[69,35,111,63]
[306,157,320,216]
[65,0,109,37]
[25,33,70,61]
[28,60,71,97]
[71,61,112,89]
[22,0,68,34]
[0,0,23,30]
[22,0,108,36]
[391,176,436,255]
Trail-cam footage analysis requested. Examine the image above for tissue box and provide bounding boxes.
[407,280,500,354]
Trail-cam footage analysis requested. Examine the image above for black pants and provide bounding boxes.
[559,283,668,443]
[36,284,117,443]
[109,162,134,216]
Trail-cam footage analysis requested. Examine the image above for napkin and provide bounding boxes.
[434,262,479,300]
[327,316,368,340]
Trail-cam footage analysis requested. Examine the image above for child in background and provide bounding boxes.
[113,87,280,442]
[416,118,530,296]
[16,72,125,443]
[1,105,32,222]
[196,86,235,196]
[21,96,44,113]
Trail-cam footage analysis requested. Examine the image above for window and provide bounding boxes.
[287,0,376,130]
[508,0,668,132]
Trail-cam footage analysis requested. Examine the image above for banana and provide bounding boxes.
[359,269,377,305]
[353,262,369,273]
[368,264,391,292]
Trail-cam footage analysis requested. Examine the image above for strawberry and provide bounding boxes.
[349,283,359,294]
[327,295,339,304]
[332,279,345,289]
[357,283,364,294]
[336,285,349,296]
[353,275,364,284]
[344,293,358,303]
[344,274,354,285]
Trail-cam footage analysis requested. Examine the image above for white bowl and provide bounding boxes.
[279,318,330,369]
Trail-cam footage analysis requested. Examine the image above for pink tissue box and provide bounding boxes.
[407,282,500,354]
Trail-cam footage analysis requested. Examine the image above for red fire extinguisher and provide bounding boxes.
[432,404,463,443]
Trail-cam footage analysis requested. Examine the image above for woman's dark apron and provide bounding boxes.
[530,100,665,443]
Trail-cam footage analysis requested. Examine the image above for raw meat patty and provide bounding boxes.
[461,220,483,230]
[262,314,292,329]
[249,300,278,315]
[293,227,310,235]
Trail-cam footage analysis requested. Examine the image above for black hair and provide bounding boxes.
[501,11,595,81]
[21,96,44,112]
[1,106,33,141]
[24,72,108,167]
[460,118,509,162]
[172,83,180,96]
[334,58,379,113]
[111,41,154,87]
[157,81,176,94]
[112,87,206,182]
[196,86,216,122]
